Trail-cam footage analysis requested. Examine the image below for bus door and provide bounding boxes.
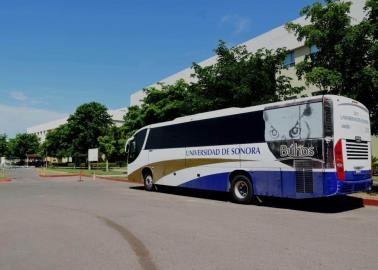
[146,126,186,185]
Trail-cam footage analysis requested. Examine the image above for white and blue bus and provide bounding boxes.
[126,95,372,203]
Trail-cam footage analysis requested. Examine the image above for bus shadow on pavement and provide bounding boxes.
[259,196,364,213]
[129,185,364,213]
[130,185,230,202]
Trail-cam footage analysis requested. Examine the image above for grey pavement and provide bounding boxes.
[0,168,377,270]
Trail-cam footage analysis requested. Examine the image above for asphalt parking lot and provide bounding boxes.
[0,168,377,270]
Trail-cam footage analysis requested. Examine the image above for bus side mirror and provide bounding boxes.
[125,143,130,154]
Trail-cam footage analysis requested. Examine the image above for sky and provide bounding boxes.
[0,0,317,137]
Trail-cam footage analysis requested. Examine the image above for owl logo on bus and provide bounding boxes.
[263,103,322,142]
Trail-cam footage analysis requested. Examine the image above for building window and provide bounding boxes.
[310,45,319,55]
[284,51,295,67]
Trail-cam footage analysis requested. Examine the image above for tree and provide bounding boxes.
[99,125,128,170]
[142,80,193,124]
[8,133,40,160]
[190,40,304,112]
[109,126,127,166]
[286,0,378,134]
[122,105,146,139]
[67,102,113,164]
[121,80,193,138]
[41,124,71,160]
[39,102,116,165]
[0,134,8,157]
[98,133,116,171]
[121,41,303,140]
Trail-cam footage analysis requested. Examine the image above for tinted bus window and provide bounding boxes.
[144,124,184,149]
[145,110,265,149]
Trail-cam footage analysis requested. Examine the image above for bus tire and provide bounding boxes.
[143,172,154,191]
[231,174,253,204]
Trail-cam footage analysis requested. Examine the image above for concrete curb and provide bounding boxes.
[348,194,378,207]
[39,174,80,178]
[361,197,378,207]
[95,175,130,183]
[38,173,133,184]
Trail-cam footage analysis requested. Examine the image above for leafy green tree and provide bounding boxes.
[286,0,378,134]
[98,134,116,171]
[41,124,71,160]
[121,41,303,140]
[122,80,193,139]
[99,126,128,170]
[98,126,126,171]
[142,80,193,123]
[191,40,304,112]
[40,102,117,165]
[98,136,115,171]
[109,126,127,166]
[122,106,146,139]
[8,133,40,160]
[67,102,113,164]
[0,134,8,157]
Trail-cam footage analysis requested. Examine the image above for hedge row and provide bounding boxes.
[51,162,127,168]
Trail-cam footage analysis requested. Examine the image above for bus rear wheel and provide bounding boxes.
[143,172,154,191]
[231,175,253,204]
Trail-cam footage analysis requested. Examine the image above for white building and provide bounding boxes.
[27,108,127,142]
[129,0,378,157]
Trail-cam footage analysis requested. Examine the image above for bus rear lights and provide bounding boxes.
[334,139,345,181]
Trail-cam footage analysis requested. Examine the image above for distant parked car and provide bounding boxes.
[31,159,46,168]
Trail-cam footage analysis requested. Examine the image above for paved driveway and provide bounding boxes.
[0,168,377,270]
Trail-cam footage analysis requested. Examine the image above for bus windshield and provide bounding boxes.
[127,129,147,164]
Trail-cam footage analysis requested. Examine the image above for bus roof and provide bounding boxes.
[135,95,362,131]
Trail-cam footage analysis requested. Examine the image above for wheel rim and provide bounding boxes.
[234,180,249,199]
[145,175,153,187]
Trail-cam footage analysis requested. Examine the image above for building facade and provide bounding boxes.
[27,108,127,142]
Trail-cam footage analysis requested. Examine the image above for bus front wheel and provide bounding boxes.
[231,175,253,204]
[143,172,154,191]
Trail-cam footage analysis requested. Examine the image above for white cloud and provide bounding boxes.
[9,91,28,102]
[221,14,251,34]
[8,90,47,105]
[0,104,67,137]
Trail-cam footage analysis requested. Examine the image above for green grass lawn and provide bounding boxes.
[42,168,127,177]
[0,175,7,179]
